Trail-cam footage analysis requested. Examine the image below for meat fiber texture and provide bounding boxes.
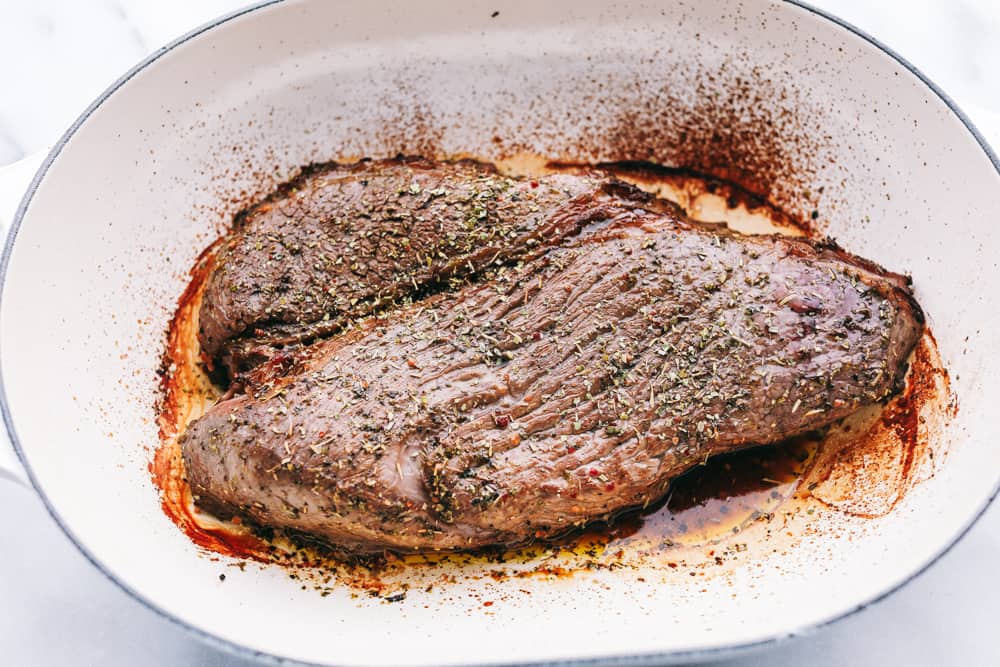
[198,158,608,377]
[182,158,924,554]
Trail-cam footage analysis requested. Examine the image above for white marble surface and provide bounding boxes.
[0,1,999,665]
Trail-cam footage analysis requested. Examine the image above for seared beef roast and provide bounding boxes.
[182,158,924,554]
[198,158,632,378]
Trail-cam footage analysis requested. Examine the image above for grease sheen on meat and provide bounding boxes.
[182,159,924,554]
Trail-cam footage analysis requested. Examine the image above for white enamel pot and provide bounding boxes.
[1,1,998,665]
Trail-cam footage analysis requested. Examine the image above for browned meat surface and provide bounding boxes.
[198,158,631,378]
[182,166,924,554]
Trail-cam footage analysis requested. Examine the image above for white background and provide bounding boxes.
[0,1,998,665]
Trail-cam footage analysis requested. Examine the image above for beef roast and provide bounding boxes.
[198,158,639,377]
[182,167,924,554]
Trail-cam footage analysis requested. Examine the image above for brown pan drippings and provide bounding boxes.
[153,157,954,593]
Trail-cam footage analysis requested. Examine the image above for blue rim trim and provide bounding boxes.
[1,1,998,665]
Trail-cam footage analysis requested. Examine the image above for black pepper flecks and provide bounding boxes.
[180,165,924,555]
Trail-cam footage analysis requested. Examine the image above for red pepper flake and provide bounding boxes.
[483,601,494,607]
[588,468,600,477]
[494,413,511,428]
[406,358,419,369]
[532,331,542,341]
[530,181,539,188]
[605,483,615,492]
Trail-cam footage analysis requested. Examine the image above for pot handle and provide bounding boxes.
[0,431,28,485]
[0,151,46,486]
